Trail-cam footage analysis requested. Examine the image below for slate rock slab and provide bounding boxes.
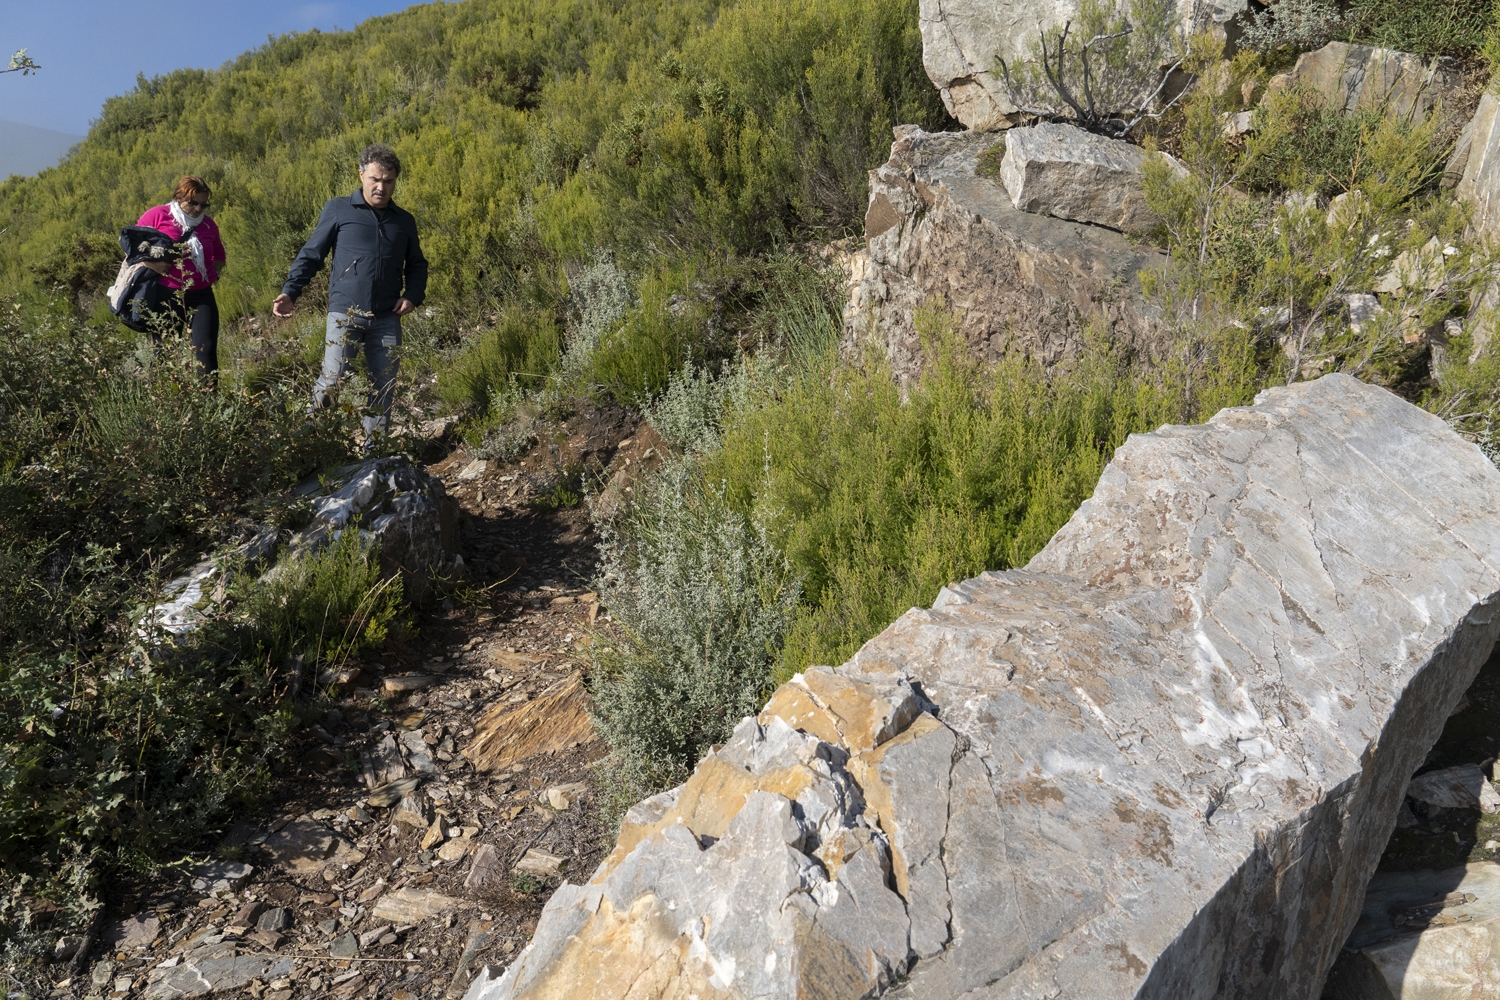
[999,122,1182,232]
[329,932,359,960]
[1324,863,1500,999]
[145,944,293,998]
[372,888,460,925]
[190,861,253,895]
[1406,763,1500,813]
[467,374,1500,1000]
[1458,89,1500,240]
[256,907,292,933]
[104,914,160,951]
[260,819,335,875]
[1267,41,1461,121]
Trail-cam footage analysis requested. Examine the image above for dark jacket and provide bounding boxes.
[109,226,181,332]
[281,189,428,317]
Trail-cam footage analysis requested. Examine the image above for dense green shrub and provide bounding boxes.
[439,306,562,414]
[0,299,406,939]
[587,260,718,403]
[1240,0,1339,55]
[228,526,407,678]
[704,315,1262,676]
[1143,52,1495,389]
[1340,0,1497,58]
[590,309,1264,821]
[0,525,402,953]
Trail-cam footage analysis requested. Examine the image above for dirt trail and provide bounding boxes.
[66,405,653,1000]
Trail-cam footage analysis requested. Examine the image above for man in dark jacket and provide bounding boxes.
[273,144,428,440]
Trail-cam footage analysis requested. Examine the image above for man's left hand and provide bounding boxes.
[393,298,416,317]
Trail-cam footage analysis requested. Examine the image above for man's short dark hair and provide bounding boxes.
[359,144,401,177]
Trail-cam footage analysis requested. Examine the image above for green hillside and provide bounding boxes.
[0,0,948,318]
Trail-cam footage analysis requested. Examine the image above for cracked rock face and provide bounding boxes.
[1267,42,1462,123]
[919,0,1246,130]
[1458,90,1500,238]
[466,374,1500,999]
[844,126,1166,385]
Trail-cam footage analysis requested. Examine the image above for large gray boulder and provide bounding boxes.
[844,125,1167,386]
[1000,121,1181,231]
[919,0,1246,130]
[464,374,1500,999]
[282,455,462,602]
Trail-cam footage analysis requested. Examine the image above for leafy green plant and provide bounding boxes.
[511,872,546,894]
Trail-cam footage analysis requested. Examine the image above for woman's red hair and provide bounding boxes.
[173,176,210,204]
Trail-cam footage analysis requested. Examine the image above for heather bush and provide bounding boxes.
[588,460,800,809]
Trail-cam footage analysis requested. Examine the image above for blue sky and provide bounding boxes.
[0,1,422,135]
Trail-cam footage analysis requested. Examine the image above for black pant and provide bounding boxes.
[161,287,220,377]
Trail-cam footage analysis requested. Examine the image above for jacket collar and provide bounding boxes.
[351,189,397,211]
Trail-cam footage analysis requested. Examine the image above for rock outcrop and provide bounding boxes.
[465,374,1500,1000]
[919,0,1247,130]
[142,456,461,639]
[1266,41,1462,120]
[144,527,279,636]
[844,125,1167,385]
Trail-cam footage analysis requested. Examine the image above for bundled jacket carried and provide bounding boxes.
[280,189,428,317]
[106,226,180,332]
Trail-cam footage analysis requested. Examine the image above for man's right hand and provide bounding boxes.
[272,293,295,319]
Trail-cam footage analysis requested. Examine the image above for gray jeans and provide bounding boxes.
[312,311,401,437]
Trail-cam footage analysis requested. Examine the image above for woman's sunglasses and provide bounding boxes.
[186,198,210,210]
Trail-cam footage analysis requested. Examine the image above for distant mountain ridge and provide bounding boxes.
[0,118,83,180]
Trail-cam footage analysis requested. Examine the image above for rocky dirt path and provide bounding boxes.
[56,406,660,1000]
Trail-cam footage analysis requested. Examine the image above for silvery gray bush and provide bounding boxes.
[588,459,800,801]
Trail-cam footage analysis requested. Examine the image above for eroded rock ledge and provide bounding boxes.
[468,374,1500,1000]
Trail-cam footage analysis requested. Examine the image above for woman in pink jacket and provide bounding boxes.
[137,176,226,377]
